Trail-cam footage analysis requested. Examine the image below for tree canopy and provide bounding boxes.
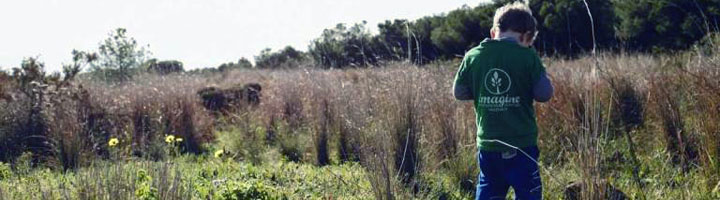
[305,0,719,68]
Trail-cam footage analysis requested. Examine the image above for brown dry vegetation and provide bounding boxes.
[0,36,719,199]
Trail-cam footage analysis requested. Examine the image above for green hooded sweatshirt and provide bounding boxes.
[453,38,546,152]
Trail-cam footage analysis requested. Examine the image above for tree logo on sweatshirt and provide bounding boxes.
[484,68,511,95]
[480,68,519,112]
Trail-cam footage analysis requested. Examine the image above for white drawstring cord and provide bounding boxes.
[481,139,564,186]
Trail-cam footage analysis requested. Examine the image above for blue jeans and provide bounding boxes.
[476,146,542,200]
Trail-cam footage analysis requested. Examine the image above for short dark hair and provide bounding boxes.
[493,2,537,34]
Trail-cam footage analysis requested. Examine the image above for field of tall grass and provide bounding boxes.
[0,35,718,199]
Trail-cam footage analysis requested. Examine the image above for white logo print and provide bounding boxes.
[484,68,511,95]
[479,68,520,112]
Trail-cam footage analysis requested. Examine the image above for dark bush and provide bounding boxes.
[0,57,103,170]
[255,46,308,69]
[217,58,253,72]
[564,180,628,200]
[147,60,184,75]
[197,83,262,114]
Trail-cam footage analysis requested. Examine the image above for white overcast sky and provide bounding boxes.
[0,0,490,72]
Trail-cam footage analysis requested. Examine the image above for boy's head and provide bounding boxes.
[491,2,538,47]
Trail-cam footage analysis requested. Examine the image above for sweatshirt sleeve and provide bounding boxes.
[453,56,474,101]
[533,72,553,102]
[530,55,553,102]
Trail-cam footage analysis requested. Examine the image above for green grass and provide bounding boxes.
[2,135,718,199]
[1,41,719,199]
[0,154,374,200]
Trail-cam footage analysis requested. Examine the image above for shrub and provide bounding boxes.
[444,147,478,197]
[146,60,184,75]
[215,120,266,165]
[0,162,10,180]
[47,87,95,170]
[255,46,308,69]
[197,83,262,114]
[277,126,305,163]
[309,22,380,68]
[0,57,98,169]
[217,58,253,72]
[135,169,159,200]
[8,58,52,164]
[608,76,644,132]
[218,180,279,200]
[13,152,33,176]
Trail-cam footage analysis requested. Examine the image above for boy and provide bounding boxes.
[452,2,553,200]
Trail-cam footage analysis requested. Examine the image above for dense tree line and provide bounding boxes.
[32,0,718,74]
[299,0,720,68]
[614,0,720,51]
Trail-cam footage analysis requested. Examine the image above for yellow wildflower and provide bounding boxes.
[175,137,183,143]
[165,135,175,144]
[108,138,119,147]
[214,149,224,158]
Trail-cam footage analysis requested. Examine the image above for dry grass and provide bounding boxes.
[1,39,719,198]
